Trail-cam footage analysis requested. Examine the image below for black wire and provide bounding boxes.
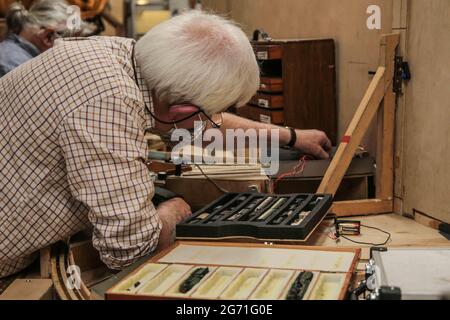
[340,224,391,246]
[194,164,229,194]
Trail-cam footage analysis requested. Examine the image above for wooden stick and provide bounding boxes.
[317,67,386,195]
[330,199,393,217]
[39,247,51,279]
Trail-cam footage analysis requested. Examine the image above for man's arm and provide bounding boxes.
[213,112,332,159]
[59,94,190,270]
[156,197,191,250]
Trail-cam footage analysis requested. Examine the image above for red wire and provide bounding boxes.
[273,155,310,192]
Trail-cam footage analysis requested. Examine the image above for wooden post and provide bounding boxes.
[376,34,400,200]
[392,0,410,214]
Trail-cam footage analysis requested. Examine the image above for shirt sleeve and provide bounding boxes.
[0,63,12,78]
[59,94,162,270]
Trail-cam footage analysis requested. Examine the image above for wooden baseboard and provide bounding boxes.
[413,210,444,230]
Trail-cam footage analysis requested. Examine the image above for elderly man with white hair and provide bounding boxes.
[0,11,331,278]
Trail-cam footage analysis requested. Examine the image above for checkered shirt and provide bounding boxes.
[0,36,161,278]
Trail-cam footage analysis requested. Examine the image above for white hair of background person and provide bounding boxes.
[6,0,94,36]
[135,10,260,116]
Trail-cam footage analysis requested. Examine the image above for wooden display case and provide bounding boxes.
[106,242,360,300]
[237,38,338,144]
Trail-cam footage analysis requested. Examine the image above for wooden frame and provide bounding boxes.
[317,34,400,217]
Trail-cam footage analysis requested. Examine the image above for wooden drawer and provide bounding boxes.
[259,77,283,93]
[253,44,283,60]
[237,105,284,125]
[250,93,284,109]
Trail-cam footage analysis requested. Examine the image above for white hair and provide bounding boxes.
[135,11,260,116]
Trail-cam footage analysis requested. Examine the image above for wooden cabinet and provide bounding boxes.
[237,39,338,144]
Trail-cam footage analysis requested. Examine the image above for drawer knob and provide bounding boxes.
[258,99,269,108]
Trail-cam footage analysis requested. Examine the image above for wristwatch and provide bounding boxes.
[284,126,297,149]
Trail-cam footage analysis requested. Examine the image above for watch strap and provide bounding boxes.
[285,126,297,148]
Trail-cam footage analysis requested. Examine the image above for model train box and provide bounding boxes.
[106,241,360,300]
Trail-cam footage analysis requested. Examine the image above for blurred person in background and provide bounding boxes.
[0,0,93,77]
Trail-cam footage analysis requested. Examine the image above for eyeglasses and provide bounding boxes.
[146,120,206,147]
[146,107,221,148]
[147,103,222,128]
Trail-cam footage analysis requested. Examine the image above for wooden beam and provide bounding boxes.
[376,34,400,200]
[318,67,386,195]
[330,199,393,217]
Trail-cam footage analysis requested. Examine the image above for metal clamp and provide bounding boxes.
[393,56,411,94]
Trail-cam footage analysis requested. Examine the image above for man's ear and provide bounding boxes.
[37,28,55,51]
[167,104,200,121]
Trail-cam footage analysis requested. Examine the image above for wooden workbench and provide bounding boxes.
[88,213,450,300]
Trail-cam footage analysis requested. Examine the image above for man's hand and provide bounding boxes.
[295,129,332,159]
[216,113,333,159]
[156,197,192,250]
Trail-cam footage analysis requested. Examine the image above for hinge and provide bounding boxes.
[393,56,411,94]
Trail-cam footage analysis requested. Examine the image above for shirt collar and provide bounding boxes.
[7,33,40,58]
[129,42,155,129]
